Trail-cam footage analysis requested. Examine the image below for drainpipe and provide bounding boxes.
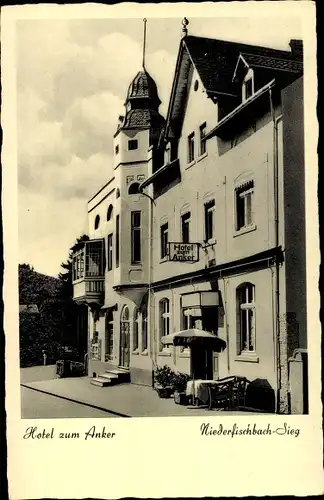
[139,183,156,385]
[269,87,283,410]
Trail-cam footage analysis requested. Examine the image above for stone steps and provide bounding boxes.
[90,367,130,387]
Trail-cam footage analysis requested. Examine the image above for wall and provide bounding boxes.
[152,78,278,284]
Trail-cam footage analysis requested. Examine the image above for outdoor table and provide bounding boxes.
[186,379,220,405]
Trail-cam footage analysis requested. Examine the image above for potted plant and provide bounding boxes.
[154,365,175,398]
[172,372,191,405]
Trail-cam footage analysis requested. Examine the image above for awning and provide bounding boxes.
[161,328,226,352]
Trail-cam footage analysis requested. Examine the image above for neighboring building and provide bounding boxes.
[72,25,305,413]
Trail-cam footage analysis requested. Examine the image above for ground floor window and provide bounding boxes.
[133,308,140,351]
[120,306,130,368]
[159,298,170,350]
[105,310,114,361]
[142,305,148,351]
[236,282,256,353]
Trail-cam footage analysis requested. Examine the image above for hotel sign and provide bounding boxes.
[168,242,200,262]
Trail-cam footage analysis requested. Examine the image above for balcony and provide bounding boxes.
[72,239,105,306]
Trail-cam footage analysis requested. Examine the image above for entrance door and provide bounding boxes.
[119,306,130,368]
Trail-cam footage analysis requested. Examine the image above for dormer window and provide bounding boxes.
[242,69,254,102]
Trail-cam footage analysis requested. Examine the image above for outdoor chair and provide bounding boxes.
[207,376,250,410]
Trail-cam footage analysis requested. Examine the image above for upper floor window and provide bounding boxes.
[188,132,195,163]
[94,214,100,230]
[235,181,254,231]
[204,199,215,242]
[131,211,141,264]
[242,69,254,102]
[115,144,119,155]
[128,182,140,195]
[181,212,191,243]
[107,204,113,221]
[236,283,255,353]
[199,122,207,156]
[159,298,170,350]
[107,233,113,271]
[160,223,169,259]
[116,214,120,268]
[128,139,138,151]
[116,188,120,199]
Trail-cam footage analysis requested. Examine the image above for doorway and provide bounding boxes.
[119,306,130,368]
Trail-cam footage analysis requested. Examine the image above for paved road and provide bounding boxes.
[21,386,116,419]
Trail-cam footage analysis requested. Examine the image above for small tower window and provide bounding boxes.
[128,139,138,151]
[128,182,140,195]
[94,215,100,230]
[107,204,113,221]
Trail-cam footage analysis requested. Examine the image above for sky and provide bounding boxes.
[16,14,303,277]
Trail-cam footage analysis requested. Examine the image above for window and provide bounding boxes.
[120,306,130,367]
[94,214,100,230]
[72,251,85,281]
[116,188,120,199]
[107,204,113,221]
[236,181,254,230]
[142,305,148,351]
[236,283,255,353]
[128,182,140,195]
[115,144,119,155]
[244,78,253,100]
[116,214,120,268]
[133,308,140,351]
[107,233,113,271]
[159,298,170,350]
[131,211,141,264]
[181,212,191,243]
[204,199,215,241]
[85,240,104,277]
[188,133,195,163]
[105,309,114,361]
[194,80,199,91]
[128,139,138,151]
[199,122,207,156]
[160,223,168,259]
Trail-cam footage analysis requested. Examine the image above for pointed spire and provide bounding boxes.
[142,18,147,69]
[182,17,189,38]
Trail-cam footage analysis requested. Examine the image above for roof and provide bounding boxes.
[164,35,303,139]
[184,35,297,95]
[122,108,165,129]
[126,70,161,105]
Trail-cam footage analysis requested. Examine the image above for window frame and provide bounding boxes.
[160,222,169,259]
[181,212,191,244]
[204,199,215,242]
[235,181,254,231]
[107,233,113,271]
[236,283,256,355]
[187,132,195,164]
[199,122,207,156]
[128,139,138,151]
[131,211,141,264]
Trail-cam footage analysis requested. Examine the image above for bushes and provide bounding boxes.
[56,360,85,378]
[154,365,191,393]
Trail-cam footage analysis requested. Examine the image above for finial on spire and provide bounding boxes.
[182,17,189,37]
[142,18,147,69]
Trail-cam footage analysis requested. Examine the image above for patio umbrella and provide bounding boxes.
[161,329,226,404]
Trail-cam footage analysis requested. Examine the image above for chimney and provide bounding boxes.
[289,39,303,60]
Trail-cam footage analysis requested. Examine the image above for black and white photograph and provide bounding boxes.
[16,12,309,419]
[2,2,322,498]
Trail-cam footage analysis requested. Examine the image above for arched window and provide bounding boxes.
[105,309,114,361]
[133,307,140,351]
[107,204,113,221]
[142,305,148,352]
[159,298,170,351]
[128,182,140,195]
[236,282,255,354]
[116,188,120,199]
[120,306,130,368]
[94,214,100,230]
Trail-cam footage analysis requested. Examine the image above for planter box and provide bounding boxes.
[174,392,188,405]
[155,386,173,399]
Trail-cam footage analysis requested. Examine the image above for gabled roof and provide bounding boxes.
[164,35,302,140]
[233,52,303,81]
